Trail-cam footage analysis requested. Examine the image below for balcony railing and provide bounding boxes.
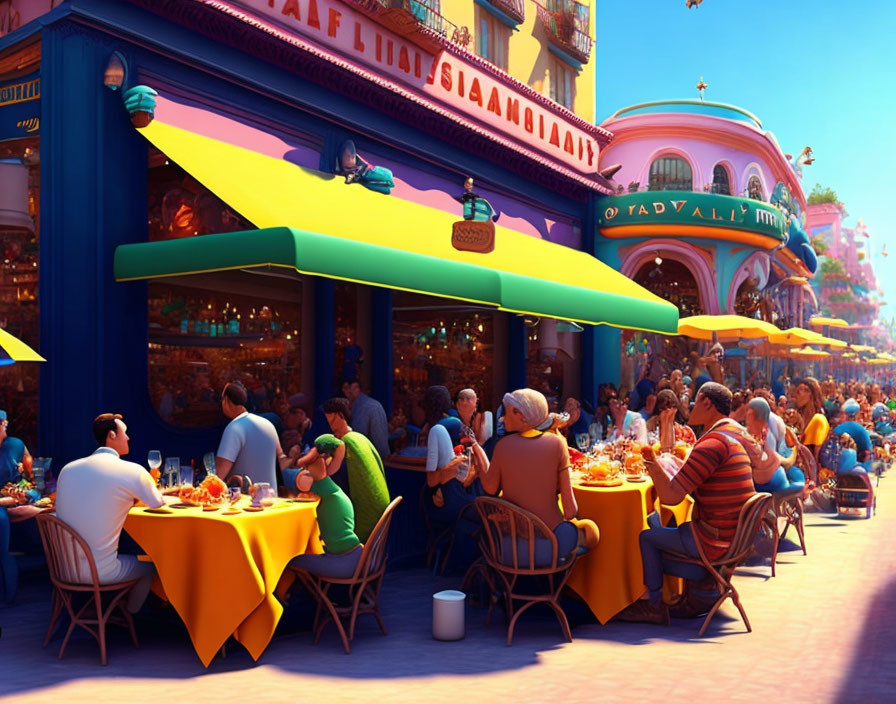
[535,0,593,64]
[482,0,525,25]
[348,0,459,51]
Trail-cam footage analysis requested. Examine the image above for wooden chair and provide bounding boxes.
[473,496,580,646]
[420,484,454,574]
[661,492,773,637]
[289,496,402,653]
[35,513,140,666]
[765,487,807,577]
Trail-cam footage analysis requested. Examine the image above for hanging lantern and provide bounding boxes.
[0,159,34,232]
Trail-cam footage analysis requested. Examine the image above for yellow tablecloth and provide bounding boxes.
[124,498,322,666]
[566,479,693,624]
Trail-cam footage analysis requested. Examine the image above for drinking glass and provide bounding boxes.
[575,433,591,452]
[180,464,194,487]
[164,457,180,489]
[147,451,162,483]
[203,452,216,476]
[229,487,242,507]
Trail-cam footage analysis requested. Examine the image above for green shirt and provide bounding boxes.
[312,476,361,555]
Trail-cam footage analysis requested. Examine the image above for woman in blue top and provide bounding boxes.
[745,398,802,492]
[0,411,29,602]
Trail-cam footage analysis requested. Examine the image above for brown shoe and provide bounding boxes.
[613,599,670,625]
[669,594,717,619]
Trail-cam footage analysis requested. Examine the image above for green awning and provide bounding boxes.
[114,227,679,332]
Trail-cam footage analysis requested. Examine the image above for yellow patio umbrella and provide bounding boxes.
[814,335,848,349]
[677,315,779,341]
[789,347,830,359]
[0,327,45,365]
[851,345,877,354]
[841,352,857,359]
[868,358,892,366]
[876,351,896,361]
[809,316,850,328]
[767,327,825,346]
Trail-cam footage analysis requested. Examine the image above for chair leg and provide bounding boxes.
[731,593,752,633]
[121,603,139,649]
[96,594,108,666]
[505,599,540,646]
[547,600,573,642]
[44,588,63,648]
[697,591,730,637]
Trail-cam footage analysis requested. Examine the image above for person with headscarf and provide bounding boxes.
[479,389,600,558]
[834,399,873,465]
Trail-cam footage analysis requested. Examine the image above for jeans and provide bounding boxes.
[289,545,362,579]
[639,521,707,605]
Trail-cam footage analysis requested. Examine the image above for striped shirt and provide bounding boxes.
[670,419,756,561]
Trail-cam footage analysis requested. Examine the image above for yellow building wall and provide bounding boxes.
[439,0,596,123]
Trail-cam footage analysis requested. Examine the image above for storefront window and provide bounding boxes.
[147,271,302,428]
[392,292,494,422]
[0,136,40,450]
[147,147,252,241]
[633,258,702,316]
[333,282,359,387]
[526,318,580,409]
[648,156,693,192]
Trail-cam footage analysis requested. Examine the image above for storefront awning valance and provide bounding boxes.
[116,96,678,333]
[115,225,677,331]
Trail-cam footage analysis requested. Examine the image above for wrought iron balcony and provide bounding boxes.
[481,0,525,25]
[348,0,460,52]
[535,0,593,65]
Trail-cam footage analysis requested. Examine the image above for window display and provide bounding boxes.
[526,318,580,409]
[392,292,495,423]
[0,136,40,450]
[148,271,302,428]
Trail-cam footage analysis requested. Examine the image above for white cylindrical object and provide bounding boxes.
[432,590,465,641]
[0,160,34,232]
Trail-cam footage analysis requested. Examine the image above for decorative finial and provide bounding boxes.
[696,76,708,101]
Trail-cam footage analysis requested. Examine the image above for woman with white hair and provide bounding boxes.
[479,389,600,556]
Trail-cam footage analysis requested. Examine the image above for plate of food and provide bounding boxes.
[244,505,264,512]
[169,503,196,509]
[625,475,648,483]
[222,508,242,515]
[144,507,174,515]
[578,477,624,488]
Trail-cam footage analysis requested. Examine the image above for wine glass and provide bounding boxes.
[575,433,591,452]
[147,451,162,483]
[180,463,194,488]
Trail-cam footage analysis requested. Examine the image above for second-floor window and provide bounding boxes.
[747,175,764,201]
[549,58,574,110]
[712,164,731,195]
[648,156,692,191]
[477,8,510,70]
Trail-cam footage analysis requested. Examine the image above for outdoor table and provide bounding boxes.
[566,478,693,624]
[124,497,322,667]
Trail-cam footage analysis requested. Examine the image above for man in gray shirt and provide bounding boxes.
[342,378,390,460]
[216,382,291,488]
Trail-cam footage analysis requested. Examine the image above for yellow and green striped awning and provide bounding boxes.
[115,108,678,333]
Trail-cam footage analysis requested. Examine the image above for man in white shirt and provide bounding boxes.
[55,413,164,613]
[216,381,291,488]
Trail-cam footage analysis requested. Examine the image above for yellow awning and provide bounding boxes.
[130,115,678,333]
[814,335,848,349]
[851,345,877,354]
[789,347,830,359]
[677,315,779,341]
[0,327,44,364]
[767,327,824,346]
[809,316,850,328]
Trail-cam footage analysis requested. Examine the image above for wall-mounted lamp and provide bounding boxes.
[103,52,128,91]
[556,320,584,333]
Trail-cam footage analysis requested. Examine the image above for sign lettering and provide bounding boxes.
[0,71,40,139]
[232,0,599,174]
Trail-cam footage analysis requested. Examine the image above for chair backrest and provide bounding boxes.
[353,496,402,579]
[473,496,565,572]
[718,492,773,564]
[36,513,99,587]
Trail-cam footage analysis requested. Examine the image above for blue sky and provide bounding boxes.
[595,0,896,320]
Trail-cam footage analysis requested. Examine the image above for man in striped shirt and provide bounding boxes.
[620,382,756,624]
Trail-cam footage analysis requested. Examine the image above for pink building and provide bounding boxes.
[595,100,817,327]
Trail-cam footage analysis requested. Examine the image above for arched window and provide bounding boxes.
[711,164,731,195]
[747,175,764,201]
[648,156,692,191]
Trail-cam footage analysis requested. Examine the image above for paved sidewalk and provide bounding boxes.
[1,476,894,704]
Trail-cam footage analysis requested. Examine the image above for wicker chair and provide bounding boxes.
[661,492,773,637]
[765,487,807,577]
[289,497,402,654]
[35,513,140,665]
[473,496,580,645]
